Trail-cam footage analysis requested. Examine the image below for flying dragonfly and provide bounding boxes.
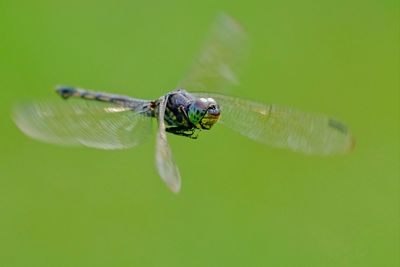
[13,14,355,193]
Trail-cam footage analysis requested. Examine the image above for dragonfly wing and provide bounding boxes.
[155,96,181,193]
[193,93,355,155]
[179,13,248,92]
[13,99,152,149]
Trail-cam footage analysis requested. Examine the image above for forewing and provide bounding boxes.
[13,100,152,149]
[179,13,248,92]
[194,93,355,155]
[155,96,181,193]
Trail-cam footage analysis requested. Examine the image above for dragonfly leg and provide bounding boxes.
[166,127,199,139]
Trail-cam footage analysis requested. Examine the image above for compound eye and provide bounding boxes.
[195,99,209,110]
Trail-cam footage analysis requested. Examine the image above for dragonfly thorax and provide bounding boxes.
[159,89,220,138]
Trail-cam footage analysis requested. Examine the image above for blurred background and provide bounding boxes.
[0,0,398,266]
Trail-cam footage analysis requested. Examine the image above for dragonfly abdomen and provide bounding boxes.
[56,86,153,114]
[56,86,130,104]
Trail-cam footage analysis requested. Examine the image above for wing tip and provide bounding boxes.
[331,133,356,155]
[345,134,356,153]
[169,182,181,194]
[12,104,31,136]
[216,12,247,37]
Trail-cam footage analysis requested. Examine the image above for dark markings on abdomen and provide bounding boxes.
[55,86,153,115]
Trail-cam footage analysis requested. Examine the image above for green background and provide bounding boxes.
[0,0,398,266]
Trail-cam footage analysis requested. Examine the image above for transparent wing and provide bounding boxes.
[179,13,248,92]
[193,93,355,155]
[155,96,181,193]
[13,99,153,150]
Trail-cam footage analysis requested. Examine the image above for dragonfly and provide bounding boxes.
[13,14,355,193]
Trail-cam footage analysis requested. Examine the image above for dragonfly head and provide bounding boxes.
[188,97,220,130]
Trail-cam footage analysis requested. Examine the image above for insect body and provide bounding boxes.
[56,86,221,139]
[160,89,220,138]
[12,14,355,193]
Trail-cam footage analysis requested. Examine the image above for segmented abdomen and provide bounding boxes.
[56,86,154,116]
